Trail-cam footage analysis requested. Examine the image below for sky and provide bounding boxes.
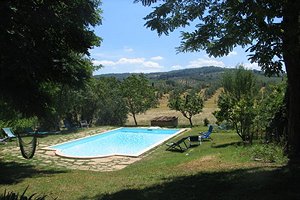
[90,0,260,75]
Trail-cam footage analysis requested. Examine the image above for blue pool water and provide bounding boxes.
[47,127,184,158]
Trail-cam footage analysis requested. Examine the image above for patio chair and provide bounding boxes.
[1,128,17,142]
[166,137,189,152]
[80,120,89,128]
[188,135,201,146]
[199,125,214,141]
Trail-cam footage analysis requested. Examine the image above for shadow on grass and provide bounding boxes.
[80,165,300,200]
[212,141,244,148]
[0,160,67,185]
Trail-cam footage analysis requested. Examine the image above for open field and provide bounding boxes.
[125,89,221,127]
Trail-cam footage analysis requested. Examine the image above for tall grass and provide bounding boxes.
[125,89,221,127]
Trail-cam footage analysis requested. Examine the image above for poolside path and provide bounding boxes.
[0,127,143,172]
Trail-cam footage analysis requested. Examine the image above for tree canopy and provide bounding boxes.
[135,0,300,161]
[214,66,259,143]
[168,91,203,127]
[136,0,285,75]
[0,0,102,117]
[121,74,158,126]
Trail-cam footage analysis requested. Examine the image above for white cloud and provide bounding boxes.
[150,56,164,61]
[93,57,146,66]
[93,57,230,75]
[228,51,237,57]
[118,57,145,65]
[143,61,163,69]
[92,60,115,66]
[187,58,225,68]
[93,57,164,74]
[243,62,260,70]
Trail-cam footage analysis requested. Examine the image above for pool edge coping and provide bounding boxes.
[43,127,188,159]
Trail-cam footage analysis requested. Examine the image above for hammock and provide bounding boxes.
[17,133,37,159]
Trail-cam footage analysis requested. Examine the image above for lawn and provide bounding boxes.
[1,127,299,199]
[0,91,299,199]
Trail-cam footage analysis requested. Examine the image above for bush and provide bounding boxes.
[0,120,13,131]
[250,143,288,164]
[0,117,38,135]
[13,117,39,134]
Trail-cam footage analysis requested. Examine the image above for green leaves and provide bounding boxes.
[214,66,259,142]
[222,66,258,100]
[139,0,285,74]
[121,74,158,125]
[95,77,128,126]
[0,0,102,117]
[168,91,203,127]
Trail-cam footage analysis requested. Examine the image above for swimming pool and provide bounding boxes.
[47,127,185,158]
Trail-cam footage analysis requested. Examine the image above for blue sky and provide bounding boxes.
[90,0,260,75]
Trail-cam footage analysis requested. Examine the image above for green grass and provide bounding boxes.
[1,127,298,200]
[0,93,298,199]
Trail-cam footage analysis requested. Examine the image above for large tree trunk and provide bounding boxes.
[283,0,300,162]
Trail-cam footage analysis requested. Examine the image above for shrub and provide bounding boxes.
[12,117,39,134]
[0,120,13,131]
[0,117,38,135]
[250,143,288,164]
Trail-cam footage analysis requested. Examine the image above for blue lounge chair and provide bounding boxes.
[1,128,17,142]
[199,125,213,141]
[166,137,189,152]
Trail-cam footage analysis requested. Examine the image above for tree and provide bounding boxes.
[254,82,287,143]
[135,0,300,160]
[214,66,259,143]
[38,77,128,129]
[0,0,102,118]
[121,74,158,126]
[95,77,128,126]
[58,79,101,127]
[168,91,203,127]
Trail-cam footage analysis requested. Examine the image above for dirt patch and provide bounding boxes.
[175,155,223,172]
[175,154,279,172]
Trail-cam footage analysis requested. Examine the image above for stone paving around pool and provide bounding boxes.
[0,127,143,172]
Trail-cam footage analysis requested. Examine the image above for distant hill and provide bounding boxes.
[94,66,283,90]
[94,66,226,80]
[148,66,226,80]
